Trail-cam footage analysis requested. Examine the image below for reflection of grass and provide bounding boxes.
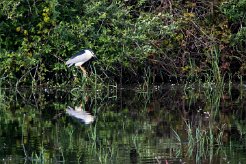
[176,82,228,162]
[173,120,225,162]
[1,84,245,163]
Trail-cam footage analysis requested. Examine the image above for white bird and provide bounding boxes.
[66,49,96,76]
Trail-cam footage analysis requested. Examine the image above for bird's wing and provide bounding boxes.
[65,50,91,66]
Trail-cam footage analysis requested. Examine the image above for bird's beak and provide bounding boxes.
[93,55,98,59]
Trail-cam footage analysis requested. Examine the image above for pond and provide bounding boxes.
[0,84,246,163]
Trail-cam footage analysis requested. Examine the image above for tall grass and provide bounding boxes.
[209,47,222,84]
[178,73,227,162]
[172,118,225,163]
[0,79,5,109]
[184,46,225,86]
[184,121,224,158]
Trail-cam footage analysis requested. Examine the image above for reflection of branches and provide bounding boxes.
[21,114,28,159]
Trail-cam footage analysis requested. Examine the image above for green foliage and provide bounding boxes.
[221,0,246,22]
[0,0,175,85]
[0,0,245,86]
[221,0,246,51]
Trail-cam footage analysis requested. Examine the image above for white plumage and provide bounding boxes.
[66,49,95,67]
[65,49,96,76]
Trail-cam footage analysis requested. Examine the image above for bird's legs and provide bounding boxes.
[79,66,87,77]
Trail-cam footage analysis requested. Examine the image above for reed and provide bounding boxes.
[0,80,4,107]
[31,146,46,163]
[179,78,226,162]
[182,121,225,160]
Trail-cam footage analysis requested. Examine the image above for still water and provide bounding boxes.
[0,84,246,163]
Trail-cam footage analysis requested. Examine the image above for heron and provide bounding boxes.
[65,49,96,76]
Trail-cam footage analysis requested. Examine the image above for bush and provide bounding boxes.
[0,0,177,85]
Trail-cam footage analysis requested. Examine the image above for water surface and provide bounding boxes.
[0,84,246,163]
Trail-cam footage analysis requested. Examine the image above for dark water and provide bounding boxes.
[0,84,246,163]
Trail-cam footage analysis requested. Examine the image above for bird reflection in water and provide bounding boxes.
[66,96,95,124]
[66,106,94,124]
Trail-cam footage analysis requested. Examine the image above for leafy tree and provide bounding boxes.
[0,0,174,85]
[0,0,245,86]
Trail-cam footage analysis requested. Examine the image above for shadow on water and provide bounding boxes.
[0,84,246,163]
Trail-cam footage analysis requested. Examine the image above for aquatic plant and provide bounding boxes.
[0,80,4,108]
[171,118,226,163]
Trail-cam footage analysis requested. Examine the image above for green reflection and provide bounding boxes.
[0,85,245,163]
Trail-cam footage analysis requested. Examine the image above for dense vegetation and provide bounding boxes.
[0,0,245,86]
